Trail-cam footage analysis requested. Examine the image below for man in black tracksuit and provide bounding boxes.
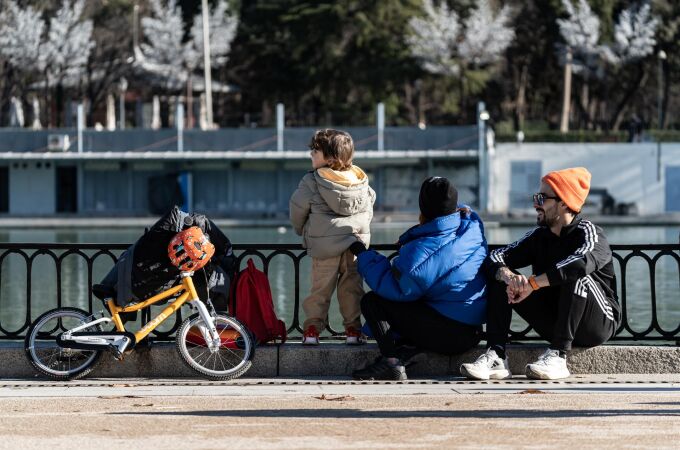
[461,167,621,380]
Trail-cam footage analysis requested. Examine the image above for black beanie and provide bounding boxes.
[419,176,458,221]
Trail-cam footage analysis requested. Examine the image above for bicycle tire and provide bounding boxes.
[176,313,254,380]
[24,307,103,380]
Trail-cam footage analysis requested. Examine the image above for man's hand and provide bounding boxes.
[497,267,532,303]
[507,284,533,304]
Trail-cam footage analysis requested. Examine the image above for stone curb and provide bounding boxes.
[7,342,680,379]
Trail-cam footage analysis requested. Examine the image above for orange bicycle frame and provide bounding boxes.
[106,274,201,344]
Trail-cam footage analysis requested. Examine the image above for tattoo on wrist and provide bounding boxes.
[496,268,506,282]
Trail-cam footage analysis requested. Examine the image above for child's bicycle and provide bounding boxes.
[24,227,254,381]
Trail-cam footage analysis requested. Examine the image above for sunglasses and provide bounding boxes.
[532,193,559,206]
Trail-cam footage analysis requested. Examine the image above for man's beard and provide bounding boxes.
[536,208,558,227]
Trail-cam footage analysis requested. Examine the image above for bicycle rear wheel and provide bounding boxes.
[176,313,254,380]
[24,307,103,380]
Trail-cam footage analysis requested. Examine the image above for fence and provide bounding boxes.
[0,126,479,153]
[0,243,678,341]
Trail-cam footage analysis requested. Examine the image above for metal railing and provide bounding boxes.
[0,243,678,341]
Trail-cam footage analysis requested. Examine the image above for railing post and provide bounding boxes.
[77,103,84,154]
[377,102,385,151]
[276,103,284,152]
[177,103,184,153]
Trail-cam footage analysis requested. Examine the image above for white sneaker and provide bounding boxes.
[345,327,366,345]
[302,335,319,345]
[302,326,320,345]
[525,349,570,380]
[460,348,512,380]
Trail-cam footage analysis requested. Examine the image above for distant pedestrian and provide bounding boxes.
[460,167,621,381]
[351,177,487,380]
[289,129,375,345]
[628,114,643,142]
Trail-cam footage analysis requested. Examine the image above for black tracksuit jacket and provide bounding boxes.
[487,217,621,325]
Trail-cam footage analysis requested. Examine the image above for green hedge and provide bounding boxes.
[496,130,627,143]
[496,129,680,143]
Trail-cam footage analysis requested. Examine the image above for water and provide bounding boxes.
[0,224,678,339]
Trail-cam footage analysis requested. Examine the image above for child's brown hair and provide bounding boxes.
[309,129,354,171]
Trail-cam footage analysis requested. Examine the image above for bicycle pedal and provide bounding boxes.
[108,345,124,361]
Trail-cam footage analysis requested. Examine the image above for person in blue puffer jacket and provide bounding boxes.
[350,176,488,380]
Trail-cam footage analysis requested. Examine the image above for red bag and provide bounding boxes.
[229,259,287,344]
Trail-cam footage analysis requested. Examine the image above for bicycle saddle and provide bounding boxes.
[92,283,116,301]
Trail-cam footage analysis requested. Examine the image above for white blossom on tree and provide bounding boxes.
[406,0,461,76]
[43,0,94,87]
[612,3,658,63]
[557,0,658,73]
[407,0,515,76]
[557,0,600,52]
[137,0,238,82]
[459,0,515,66]
[0,0,93,87]
[0,2,46,73]
[138,0,186,76]
[188,0,239,69]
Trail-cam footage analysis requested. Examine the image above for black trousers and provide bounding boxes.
[485,277,617,351]
[361,292,482,359]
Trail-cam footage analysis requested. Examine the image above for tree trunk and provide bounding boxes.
[55,83,64,128]
[44,73,51,128]
[261,100,272,126]
[661,59,670,129]
[580,82,589,129]
[515,64,528,131]
[402,82,417,125]
[610,64,647,130]
[186,75,194,129]
[560,48,572,133]
[0,64,13,127]
[587,91,597,129]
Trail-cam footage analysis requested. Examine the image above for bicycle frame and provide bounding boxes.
[105,272,218,346]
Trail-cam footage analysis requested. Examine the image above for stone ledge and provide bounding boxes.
[7,342,680,379]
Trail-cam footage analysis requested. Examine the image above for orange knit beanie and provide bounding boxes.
[541,167,591,213]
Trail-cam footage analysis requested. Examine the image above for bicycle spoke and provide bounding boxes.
[176,314,252,379]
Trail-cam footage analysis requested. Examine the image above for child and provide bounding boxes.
[289,129,375,345]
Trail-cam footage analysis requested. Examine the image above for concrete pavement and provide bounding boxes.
[1,376,680,449]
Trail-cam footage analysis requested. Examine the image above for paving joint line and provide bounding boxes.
[0,379,676,388]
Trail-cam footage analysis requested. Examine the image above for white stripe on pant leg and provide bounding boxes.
[585,279,614,320]
[583,276,614,320]
[584,275,613,315]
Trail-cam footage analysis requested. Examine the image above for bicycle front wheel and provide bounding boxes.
[176,313,254,380]
[24,307,103,380]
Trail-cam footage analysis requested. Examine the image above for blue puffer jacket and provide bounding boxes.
[357,209,488,325]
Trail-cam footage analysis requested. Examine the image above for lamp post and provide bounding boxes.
[477,102,490,212]
[657,50,667,130]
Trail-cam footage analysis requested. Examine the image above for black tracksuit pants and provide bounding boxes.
[485,278,617,351]
[361,292,482,360]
